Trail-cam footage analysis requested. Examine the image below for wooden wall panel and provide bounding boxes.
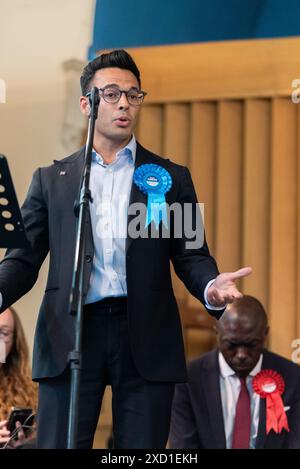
[136,104,163,155]
[127,38,300,103]
[215,101,243,275]
[297,106,300,343]
[188,102,217,309]
[189,102,217,250]
[163,104,190,164]
[242,100,270,309]
[163,104,190,302]
[269,98,297,358]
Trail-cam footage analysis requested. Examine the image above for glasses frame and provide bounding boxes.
[86,86,147,106]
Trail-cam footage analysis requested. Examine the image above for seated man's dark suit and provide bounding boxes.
[169,348,300,449]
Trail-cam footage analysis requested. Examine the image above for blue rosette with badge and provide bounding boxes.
[133,164,172,228]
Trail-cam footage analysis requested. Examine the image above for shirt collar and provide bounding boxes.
[92,135,137,166]
[219,351,263,378]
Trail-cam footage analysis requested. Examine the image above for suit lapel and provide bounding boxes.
[53,147,85,204]
[255,351,271,449]
[256,393,267,448]
[202,350,227,448]
[53,147,94,253]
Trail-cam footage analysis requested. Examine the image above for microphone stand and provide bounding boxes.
[67,87,100,449]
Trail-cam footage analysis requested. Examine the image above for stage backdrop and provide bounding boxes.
[89,0,300,57]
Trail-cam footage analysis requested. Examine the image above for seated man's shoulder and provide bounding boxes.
[264,349,300,381]
[187,349,218,376]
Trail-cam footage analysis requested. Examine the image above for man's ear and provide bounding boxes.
[79,96,90,116]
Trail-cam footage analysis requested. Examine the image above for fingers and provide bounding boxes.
[207,288,227,307]
[208,286,243,307]
[227,266,252,281]
[15,421,25,441]
[0,422,10,444]
[223,289,243,304]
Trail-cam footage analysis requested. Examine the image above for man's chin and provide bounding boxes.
[232,365,253,376]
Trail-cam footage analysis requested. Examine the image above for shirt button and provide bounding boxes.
[86,255,92,263]
[106,249,111,254]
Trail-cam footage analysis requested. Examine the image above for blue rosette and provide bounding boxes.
[133,164,172,228]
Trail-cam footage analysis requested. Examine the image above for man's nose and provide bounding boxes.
[236,347,248,361]
[118,92,130,109]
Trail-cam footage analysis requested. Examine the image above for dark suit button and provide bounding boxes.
[86,255,92,263]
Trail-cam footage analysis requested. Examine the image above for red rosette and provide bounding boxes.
[253,369,290,435]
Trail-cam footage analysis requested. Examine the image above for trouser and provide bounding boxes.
[36,297,175,448]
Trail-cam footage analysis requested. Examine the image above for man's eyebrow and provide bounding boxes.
[102,83,139,90]
[102,83,119,88]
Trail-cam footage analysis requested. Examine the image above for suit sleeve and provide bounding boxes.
[168,383,202,449]
[170,166,223,318]
[0,168,49,311]
[285,379,300,448]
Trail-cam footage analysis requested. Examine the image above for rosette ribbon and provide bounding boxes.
[253,369,290,434]
[133,164,172,229]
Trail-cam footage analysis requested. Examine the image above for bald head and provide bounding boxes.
[216,295,269,378]
[218,295,268,334]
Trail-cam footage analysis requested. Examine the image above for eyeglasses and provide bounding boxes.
[86,86,147,106]
[0,328,13,342]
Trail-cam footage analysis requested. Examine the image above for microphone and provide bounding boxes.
[87,87,100,119]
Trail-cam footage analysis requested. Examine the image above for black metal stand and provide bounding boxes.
[0,155,29,248]
[67,87,100,449]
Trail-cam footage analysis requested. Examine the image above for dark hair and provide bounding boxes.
[80,49,141,96]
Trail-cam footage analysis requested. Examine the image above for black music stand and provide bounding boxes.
[0,154,29,248]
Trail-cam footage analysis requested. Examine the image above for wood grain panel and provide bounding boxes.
[242,99,270,309]
[188,102,217,308]
[215,101,243,275]
[136,104,163,154]
[125,38,300,103]
[163,104,190,302]
[269,98,297,358]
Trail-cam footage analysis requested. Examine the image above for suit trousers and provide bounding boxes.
[36,297,175,448]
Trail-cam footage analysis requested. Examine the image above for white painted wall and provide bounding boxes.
[0,0,95,356]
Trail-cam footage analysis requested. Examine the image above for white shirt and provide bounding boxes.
[219,352,263,449]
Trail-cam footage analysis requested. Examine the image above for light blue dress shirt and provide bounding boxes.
[85,136,136,304]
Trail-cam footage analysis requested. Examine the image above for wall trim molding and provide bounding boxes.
[109,37,300,103]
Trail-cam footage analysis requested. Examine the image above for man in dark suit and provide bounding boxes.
[0,50,251,448]
[169,295,300,449]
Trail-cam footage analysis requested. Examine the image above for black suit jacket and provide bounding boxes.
[0,143,222,381]
[169,348,300,449]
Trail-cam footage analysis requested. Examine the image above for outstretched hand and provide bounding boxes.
[207,267,252,307]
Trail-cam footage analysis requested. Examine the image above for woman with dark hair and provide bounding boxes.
[0,307,37,446]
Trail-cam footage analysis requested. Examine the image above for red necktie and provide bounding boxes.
[232,377,251,449]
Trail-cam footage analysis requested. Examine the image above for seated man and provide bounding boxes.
[169,295,300,449]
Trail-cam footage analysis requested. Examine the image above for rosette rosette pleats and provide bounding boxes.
[133,164,172,228]
[253,369,290,435]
